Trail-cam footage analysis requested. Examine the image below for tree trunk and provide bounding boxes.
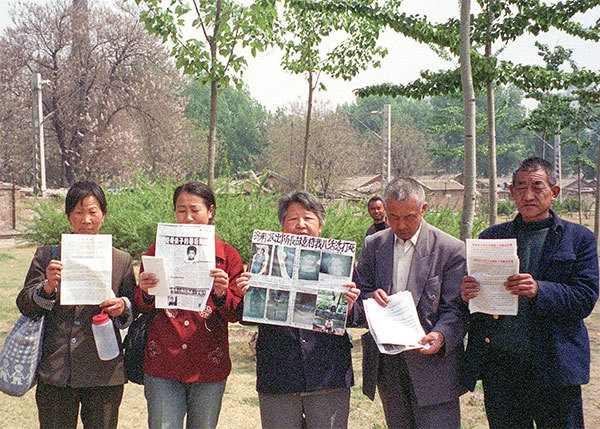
[302,71,314,191]
[486,1,497,226]
[460,0,476,240]
[68,0,90,185]
[207,79,218,189]
[594,131,600,244]
[578,160,582,225]
[207,0,223,190]
[541,132,546,159]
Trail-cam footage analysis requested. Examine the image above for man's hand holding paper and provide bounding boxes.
[364,291,430,354]
[464,238,520,315]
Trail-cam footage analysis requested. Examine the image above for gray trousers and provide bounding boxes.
[258,388,350,429]
[377,354,461,429]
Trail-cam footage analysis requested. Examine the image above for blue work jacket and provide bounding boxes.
[462,210,599,390]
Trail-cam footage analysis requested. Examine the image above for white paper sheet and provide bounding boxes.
[467,238,519,316]
[363,291,427,354]
[141,256,169,296]
[60,234,112,305]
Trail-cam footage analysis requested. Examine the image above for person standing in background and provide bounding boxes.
[366,196,389,236]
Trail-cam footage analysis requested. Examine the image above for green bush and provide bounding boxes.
[497,200,516,217]
[424,206,487,239]
[553,198,590,216]
[21,180,487,263]
[21,179,175,257]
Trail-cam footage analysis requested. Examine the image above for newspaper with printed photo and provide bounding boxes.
[243,230,356,335]
[153,223,216,311]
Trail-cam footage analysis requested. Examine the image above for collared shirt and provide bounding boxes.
[391,223,422,295]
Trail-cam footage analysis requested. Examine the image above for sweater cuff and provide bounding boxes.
[33,280,56,311]
[211,291,227,307]
[142,290,156,306]
[114,297,133,329]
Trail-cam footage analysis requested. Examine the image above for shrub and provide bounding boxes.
[425,206,487,239]
[553,198,591,216]
[497,200,516,217]
[21,181,487,263]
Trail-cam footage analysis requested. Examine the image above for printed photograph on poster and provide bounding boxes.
[249,244,271,275]
[242,230,356,335]
[312,290,347,335]
[270,246,296,279]
[319,252,353,279]
[265,289,290,322]
[292,292,317,325]
[298,249,321,280]
[184,245,200,263]
[243,286,267,319]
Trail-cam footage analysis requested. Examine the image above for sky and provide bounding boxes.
[1,0,599,112]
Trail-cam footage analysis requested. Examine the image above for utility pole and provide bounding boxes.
[553,134,562,202]
[382,104,391,185]
[32,73,50,196]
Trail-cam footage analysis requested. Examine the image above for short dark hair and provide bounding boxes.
[383,177,426,208]
[65,181,107,216]
[173,182,216,223]
[367,195,383,209]
[187,245,197,254]
[512,157,556,187]
[278,191,325,226]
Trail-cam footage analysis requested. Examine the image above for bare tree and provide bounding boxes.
[263,101,362,196]
[0,0,195,186]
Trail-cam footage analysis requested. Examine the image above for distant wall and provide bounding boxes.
[0,185,38,234]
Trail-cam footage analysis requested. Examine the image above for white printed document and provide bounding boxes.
[60,234,113,305]
[467,238,519,316]
[154,223,215,311]
[364,291,427,354]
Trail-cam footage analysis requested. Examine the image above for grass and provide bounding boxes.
[1,245,598,428]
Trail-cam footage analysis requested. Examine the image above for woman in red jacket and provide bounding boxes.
[134,182,243,429]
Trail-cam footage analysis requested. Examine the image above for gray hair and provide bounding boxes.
[278,191,325,226]
[512,157,557,187]
[382,177,426,207]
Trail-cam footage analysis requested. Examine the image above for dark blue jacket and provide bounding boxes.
[256,325,353,394]
[462,211,599,390]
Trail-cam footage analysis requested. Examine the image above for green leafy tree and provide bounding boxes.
[183,81,269,174]
[281,0,389,190]
[304,0,600,230]
[131,0,276,188]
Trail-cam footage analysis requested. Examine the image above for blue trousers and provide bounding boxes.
[482,349,584,429]
[144,374,227,429]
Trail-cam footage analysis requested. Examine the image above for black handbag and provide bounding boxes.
[122,311,154,385]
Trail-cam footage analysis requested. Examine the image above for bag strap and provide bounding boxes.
[50,245,58,260]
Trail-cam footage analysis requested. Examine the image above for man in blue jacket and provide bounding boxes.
[461,157,598,428]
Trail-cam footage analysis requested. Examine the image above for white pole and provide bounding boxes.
[383,104,391,184]
[554,134,562,202]
[32,73,47,195]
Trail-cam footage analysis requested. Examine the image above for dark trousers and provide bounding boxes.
[482,350,584,429]
[36,382,124,429]
[377,354,460,429]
